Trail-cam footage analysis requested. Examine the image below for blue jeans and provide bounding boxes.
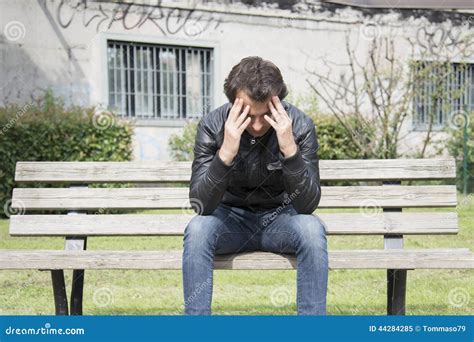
[182,202,328,315]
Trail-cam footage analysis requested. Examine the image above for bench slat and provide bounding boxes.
[0,249,471,269]
[11,185,457,210]
[15,159,456,183]
[9,212,459,236]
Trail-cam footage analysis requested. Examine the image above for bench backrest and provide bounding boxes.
[9,158,458,237]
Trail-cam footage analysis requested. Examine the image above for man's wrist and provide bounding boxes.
[279,145,306,174]
[218,148,235,166]
[281,143,298,159]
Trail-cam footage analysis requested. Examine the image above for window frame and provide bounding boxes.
[411,60,474,131]
[98,33,221,127]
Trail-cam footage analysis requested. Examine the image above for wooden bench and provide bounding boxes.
[1,158,473,315]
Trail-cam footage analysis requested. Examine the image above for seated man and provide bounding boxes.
[183,56,328,315]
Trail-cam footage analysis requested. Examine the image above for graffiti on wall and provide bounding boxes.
[53,0,222,37]
[415,19,474,56]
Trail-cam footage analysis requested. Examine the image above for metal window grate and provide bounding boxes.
[413,61,474,129]
[107,41,213,120]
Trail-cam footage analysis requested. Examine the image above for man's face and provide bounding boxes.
[236,90,273,137]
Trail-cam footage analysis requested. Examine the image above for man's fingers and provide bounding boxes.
[268,101,282,122]
[235,104,250,127]
[238,116,251,132]
[229,98,243,121]
[264,114,277,128]
[272,96,288,117]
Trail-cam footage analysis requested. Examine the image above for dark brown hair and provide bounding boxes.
[223,56,288,103]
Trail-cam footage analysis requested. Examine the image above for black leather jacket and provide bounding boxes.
[189,100,321,215]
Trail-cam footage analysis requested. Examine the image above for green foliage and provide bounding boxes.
[309,114,367,160]
[445,110,474,193]
[0,90,134,217]
[168,120,199,161]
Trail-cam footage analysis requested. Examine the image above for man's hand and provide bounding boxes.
[264,96,298,158]
[219,98,251,166]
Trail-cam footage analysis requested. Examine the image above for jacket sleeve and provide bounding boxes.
[278,117,322,214]
[189,117,234,215]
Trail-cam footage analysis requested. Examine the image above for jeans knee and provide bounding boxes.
[291,214,327,252]
[183,215,219,251]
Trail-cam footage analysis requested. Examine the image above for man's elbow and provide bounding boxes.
[189,198,217,216]
[293,201,318,214]
[293,186,321,214]
[198,204,218,216]
[189,192,216,216]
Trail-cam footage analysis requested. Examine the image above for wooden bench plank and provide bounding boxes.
[9,212,459,236]
[0,249,471,270]
[15,158,456,183]
[319,158,456,181]
[11,185,457,210]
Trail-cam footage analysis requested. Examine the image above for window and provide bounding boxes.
[107,41,213,121]
[413,61,474,129]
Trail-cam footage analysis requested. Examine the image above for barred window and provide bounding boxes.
[107,41,213,121]
[413,61,474,129]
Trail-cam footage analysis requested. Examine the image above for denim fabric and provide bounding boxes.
[182,202,328,315]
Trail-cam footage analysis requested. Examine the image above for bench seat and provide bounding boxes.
[1,249,472,270]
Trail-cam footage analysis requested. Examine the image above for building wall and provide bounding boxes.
[1,0,473,160]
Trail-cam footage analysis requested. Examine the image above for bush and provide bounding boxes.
[168,120,199,161]
[308,114,367,160]
[0,91,134,217]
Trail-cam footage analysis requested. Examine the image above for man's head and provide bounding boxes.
[224,56,288,137]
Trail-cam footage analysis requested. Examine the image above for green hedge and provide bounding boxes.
[308,114,368,160]
[0,91,134,218]
[168,120,199,161]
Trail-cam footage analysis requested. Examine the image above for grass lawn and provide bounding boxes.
[0,194,472,315]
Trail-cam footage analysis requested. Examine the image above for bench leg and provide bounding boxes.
[51,270,69,315]
[67,236,87,316]
[387,269,407,315]
[70,270,85,315]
